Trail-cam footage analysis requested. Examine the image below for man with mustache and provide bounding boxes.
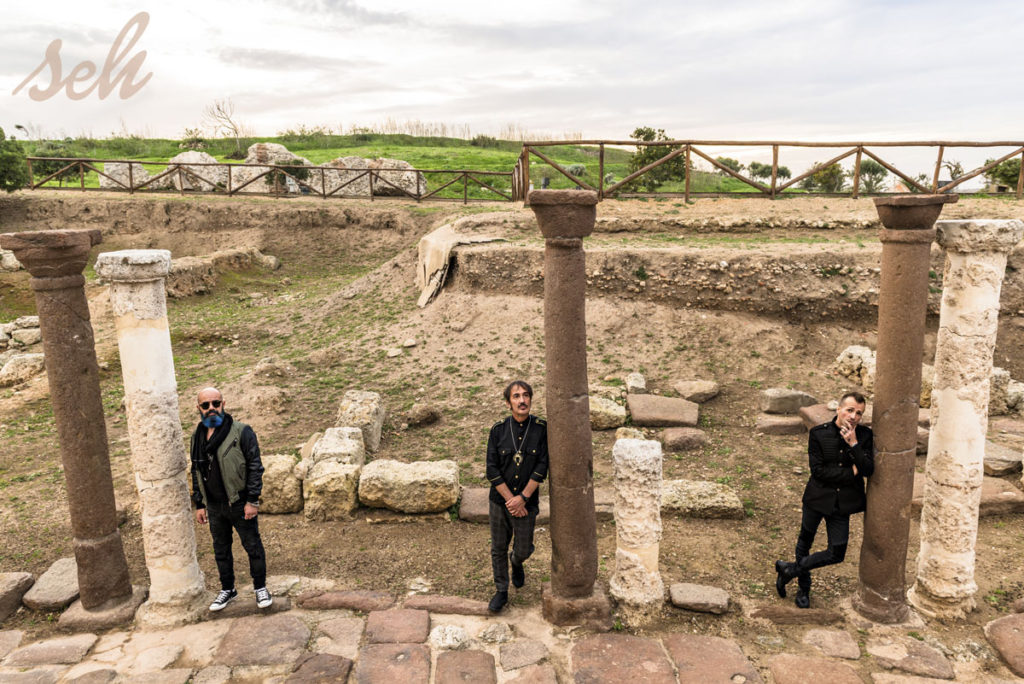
[485,380,549,612]
[774,391,874,608]
[189,387,272,612]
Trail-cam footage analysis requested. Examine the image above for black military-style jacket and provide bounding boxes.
[486,415,549,512]
[802,418,874,515]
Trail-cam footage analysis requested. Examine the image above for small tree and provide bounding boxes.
[777,166,792,182]
[29,139,80,186]
[856,158,888,193]
[809,162,845,192]
[747,161,772,182]
[0,127,30,193]
[942,160,964,180]
[625,127,687,192]
[984,157,1021,189]
[179,127,206,150]
[203,98,246,159]
[715,157,744,174]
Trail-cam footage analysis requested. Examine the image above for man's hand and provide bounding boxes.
[243,503,259,520]
[506,495,527,518]
[852,464,859,476]
[195,508,208,525]
[839,420,858,447]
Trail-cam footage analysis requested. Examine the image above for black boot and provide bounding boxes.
[795,588,810,609]
[774,560,799,599]
[488,591,508,612]
[510,553,525,589]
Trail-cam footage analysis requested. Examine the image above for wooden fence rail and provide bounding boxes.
[516,140,1024,202]
[23,158,514,204]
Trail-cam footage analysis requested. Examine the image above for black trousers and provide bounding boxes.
[794,506,850,592]
[489,500,537,592]
[207,500,267,591]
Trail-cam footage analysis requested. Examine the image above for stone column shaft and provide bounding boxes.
[530,190,610,629]
[609,438,663,625]
[908,219,1024,619]
[0,229,132,610]
[96,249,206,626]
[854,194,956,623]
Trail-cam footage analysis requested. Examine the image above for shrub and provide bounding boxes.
[29,139,80,186]
[265,160,311,193]
[0,127,30,193]
[624,126,687,192]
[984,157,1021,189]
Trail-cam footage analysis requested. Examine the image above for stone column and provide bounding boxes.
[608,438,663,625]
[0,230,133,609]
[854,195,957,623]
[96,250,207,627]
[908,219,1024,619]
[530,190,611,629]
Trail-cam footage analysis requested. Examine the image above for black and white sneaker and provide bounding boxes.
[209,588,237,612]
[255,586,273,609]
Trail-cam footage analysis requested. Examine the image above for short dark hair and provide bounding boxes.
[504,380,533,403]
[839,391,867,406]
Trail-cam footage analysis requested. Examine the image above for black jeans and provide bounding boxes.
[489,500,537,592]
[794,506,850,592]
[207,500,267,590]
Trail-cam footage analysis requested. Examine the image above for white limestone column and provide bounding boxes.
[908,219,1024,619]
[608,438,664,625]
[96,250,206,627]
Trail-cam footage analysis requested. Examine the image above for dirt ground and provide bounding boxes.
[2,192,1024,676]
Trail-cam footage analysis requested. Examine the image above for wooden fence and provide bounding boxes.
[24,158,514,203]
[511,140,1024,202]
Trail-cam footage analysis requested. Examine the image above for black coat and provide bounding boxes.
[801,418,874,515]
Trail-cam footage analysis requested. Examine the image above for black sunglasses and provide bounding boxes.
[199,400,222,410]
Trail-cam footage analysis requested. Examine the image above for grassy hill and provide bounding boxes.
[17,133,754,198]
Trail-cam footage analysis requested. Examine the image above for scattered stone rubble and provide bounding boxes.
[98,142,426,197]
[0,316,44,387]
[834,344,1022,415]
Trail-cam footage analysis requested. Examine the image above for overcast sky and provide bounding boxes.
[2,0,1022,180]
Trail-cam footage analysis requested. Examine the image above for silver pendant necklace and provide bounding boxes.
[508,416,531,466]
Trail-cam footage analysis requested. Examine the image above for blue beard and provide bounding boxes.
[202,413,224,428]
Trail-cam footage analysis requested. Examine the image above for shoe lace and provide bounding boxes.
[256,587,270,600]
[215,589,233,603]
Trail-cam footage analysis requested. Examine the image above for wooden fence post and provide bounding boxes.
[523,147,531,206]
[599,143,605,199]
[852,147,863,199]
[79,162,85,190]
[463,173,468,204]
[684,145,691,203]
[770,145,779,199]
[932,145,945,192]
[1017,151,1024,199]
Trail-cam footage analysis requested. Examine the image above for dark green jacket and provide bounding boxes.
[190,416,263,507]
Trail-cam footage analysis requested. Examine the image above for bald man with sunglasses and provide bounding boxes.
[189,387,272,612]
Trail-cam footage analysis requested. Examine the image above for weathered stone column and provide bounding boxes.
[96,250,207,627]
[608,438,663,625]
[0,230,133,609]
[854,194,957,623]
[530,190,611,628]
[908,219,1024,619]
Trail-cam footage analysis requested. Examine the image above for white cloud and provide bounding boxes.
[1,0,1021,182]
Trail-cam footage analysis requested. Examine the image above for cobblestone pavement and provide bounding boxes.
[1,576,1022,683]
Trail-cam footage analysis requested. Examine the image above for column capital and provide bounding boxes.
[96,249,171,282]
[873,194,958,231]
[936,219,1024,254]
[530,190,598,239]
[0,230,101,279]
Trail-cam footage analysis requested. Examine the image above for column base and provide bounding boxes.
[852,586,910,624]
[135,589,208,629]
[74,531,133,609]
[542,582,612,631]
[907,583,976,621]
[57,585,148,631]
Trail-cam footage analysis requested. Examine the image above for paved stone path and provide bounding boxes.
[1,577,1022,682]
